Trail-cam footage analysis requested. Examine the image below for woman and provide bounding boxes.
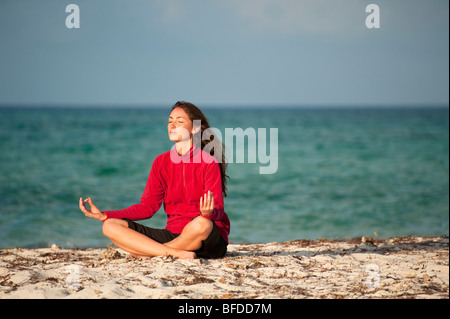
[79,101,230,259]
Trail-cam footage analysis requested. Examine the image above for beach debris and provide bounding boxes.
[99,244,121,260]
[361,236,376,244]
[0,236,448,299]
[358,237,378,251]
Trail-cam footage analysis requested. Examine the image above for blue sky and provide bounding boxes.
[0,0,448,107]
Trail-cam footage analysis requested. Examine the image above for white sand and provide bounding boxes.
[0,236,448,299]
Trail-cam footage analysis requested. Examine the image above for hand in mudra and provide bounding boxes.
[199,190,214,216]
[79,197,107,221]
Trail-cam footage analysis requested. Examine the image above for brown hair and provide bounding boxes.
[171,101,229,197]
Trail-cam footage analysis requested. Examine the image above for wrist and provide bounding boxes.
[200,212,213,219]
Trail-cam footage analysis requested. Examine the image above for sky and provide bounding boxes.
[0,0,448,107]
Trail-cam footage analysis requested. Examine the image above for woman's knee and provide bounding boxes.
[186,216,213,238]
[102,218,128,238]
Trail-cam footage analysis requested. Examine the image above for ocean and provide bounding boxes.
[0,106,448,248]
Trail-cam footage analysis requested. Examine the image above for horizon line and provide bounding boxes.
[0,103,449,110]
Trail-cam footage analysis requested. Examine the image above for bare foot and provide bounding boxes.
[126,249,195,260]
[173,250,196,259]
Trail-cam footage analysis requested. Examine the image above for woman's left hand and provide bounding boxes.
[200,190,214,216]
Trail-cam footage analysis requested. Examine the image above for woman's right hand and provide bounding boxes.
[79,197,107,221]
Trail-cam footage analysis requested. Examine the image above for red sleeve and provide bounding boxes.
[103,155,165,222]
[200,161,226,222]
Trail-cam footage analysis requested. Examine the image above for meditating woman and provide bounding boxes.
[79,101,230,259]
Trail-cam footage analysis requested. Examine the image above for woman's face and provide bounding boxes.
[168,107,193,142]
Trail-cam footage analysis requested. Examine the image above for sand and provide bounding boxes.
[0,236,448,299]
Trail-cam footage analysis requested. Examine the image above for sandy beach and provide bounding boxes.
[0,236,448,299]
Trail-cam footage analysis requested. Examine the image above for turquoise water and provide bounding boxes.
[0,107,448,248]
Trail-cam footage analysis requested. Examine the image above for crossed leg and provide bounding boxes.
[102,216,213,259]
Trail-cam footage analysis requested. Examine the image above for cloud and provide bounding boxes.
[154,0,187,22]
[221,0,367,37]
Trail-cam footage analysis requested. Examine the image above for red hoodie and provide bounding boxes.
[103,146,230,243]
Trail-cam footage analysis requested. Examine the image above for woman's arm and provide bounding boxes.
[80,155,165,222]
[200,162,226,221]
[102,157,165,221]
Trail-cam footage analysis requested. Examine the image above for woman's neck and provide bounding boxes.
[175,138,193,155]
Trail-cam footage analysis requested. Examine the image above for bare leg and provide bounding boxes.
[102,219,195,259]
[165,216,213,251]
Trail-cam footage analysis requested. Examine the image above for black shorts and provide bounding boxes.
[123,218,228,259]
